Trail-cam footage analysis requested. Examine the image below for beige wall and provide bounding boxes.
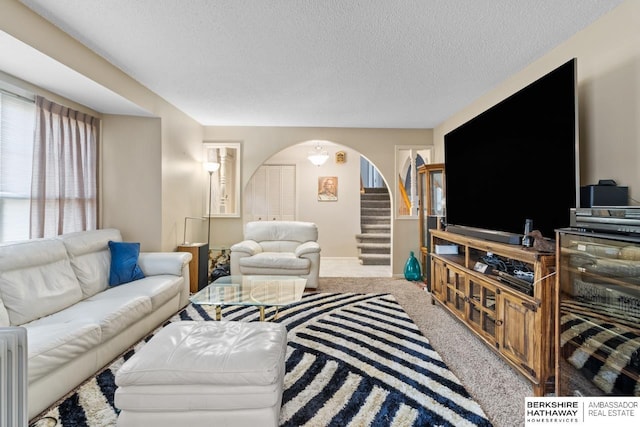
[101,108,203,251]
[157,104,205,250]
[101,115,162,248]
[100,104,203,252]
[434,0,639,204]
[203,127,433,275]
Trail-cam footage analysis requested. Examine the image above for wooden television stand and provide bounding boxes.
[429,229,556,396]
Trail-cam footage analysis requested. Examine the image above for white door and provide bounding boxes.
[245,165,296,221]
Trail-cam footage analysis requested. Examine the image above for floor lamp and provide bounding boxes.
[204,161,220,280]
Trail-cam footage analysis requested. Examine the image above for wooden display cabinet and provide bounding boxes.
[430,229,556,395]
[418,163,445,286]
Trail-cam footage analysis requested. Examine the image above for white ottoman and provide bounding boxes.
[114,320,288,427]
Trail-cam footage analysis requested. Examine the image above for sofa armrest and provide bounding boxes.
[138,252,192,276]
[230,240,262,256]
[295,241,321,257]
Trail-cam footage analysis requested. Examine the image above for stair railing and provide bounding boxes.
[398,174,411,216]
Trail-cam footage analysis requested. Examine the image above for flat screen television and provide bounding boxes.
[444,58,578,244]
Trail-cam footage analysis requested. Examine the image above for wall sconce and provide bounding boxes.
[308,141,329,166]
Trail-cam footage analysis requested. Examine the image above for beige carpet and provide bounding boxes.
[315,277,531,427]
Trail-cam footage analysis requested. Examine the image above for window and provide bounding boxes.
[395,145,433,218]
[0,90,99,243]
[0,92,35,242]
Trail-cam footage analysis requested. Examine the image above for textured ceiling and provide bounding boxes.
[16,0,625,128]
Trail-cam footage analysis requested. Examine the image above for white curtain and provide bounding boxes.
[30,96,99,238]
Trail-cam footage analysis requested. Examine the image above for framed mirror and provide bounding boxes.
[203,141,241,217]
[395,145,433,218]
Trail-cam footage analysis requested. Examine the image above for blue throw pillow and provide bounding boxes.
[108,241,145,286]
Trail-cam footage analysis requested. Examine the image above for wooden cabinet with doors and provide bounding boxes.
[466,273,499,346]
[429,229,556,395]
[418,163,445,287]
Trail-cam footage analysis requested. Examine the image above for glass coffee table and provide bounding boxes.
[189,275,307,321]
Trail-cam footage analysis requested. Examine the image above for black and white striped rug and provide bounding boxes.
[31,293,493,427]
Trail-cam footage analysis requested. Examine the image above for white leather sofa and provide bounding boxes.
[230,221,320,289]
[0,228,192,421]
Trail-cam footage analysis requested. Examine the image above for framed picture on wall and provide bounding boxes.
[318,176,338,201]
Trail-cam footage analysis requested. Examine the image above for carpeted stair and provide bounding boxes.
[356,187,391,265]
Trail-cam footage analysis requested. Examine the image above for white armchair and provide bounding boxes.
[230,221,321,289]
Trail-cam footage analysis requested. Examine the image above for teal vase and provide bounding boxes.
[404,251,421,281]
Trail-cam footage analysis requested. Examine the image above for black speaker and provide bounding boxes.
[580,185,628,207]
[197,244,209,290]
[177,243,209,293]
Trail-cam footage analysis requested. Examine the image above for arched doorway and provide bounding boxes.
[243,140,392,277]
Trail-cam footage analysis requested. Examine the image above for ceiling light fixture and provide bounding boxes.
[307,141,329,166]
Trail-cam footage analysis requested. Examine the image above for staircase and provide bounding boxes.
[356,187,391,265]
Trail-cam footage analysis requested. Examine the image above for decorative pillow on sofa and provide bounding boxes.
[108,241,145,286]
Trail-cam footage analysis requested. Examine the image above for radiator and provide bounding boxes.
[0,327,28,427]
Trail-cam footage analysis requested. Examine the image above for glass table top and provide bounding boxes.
[190,275,307,308]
